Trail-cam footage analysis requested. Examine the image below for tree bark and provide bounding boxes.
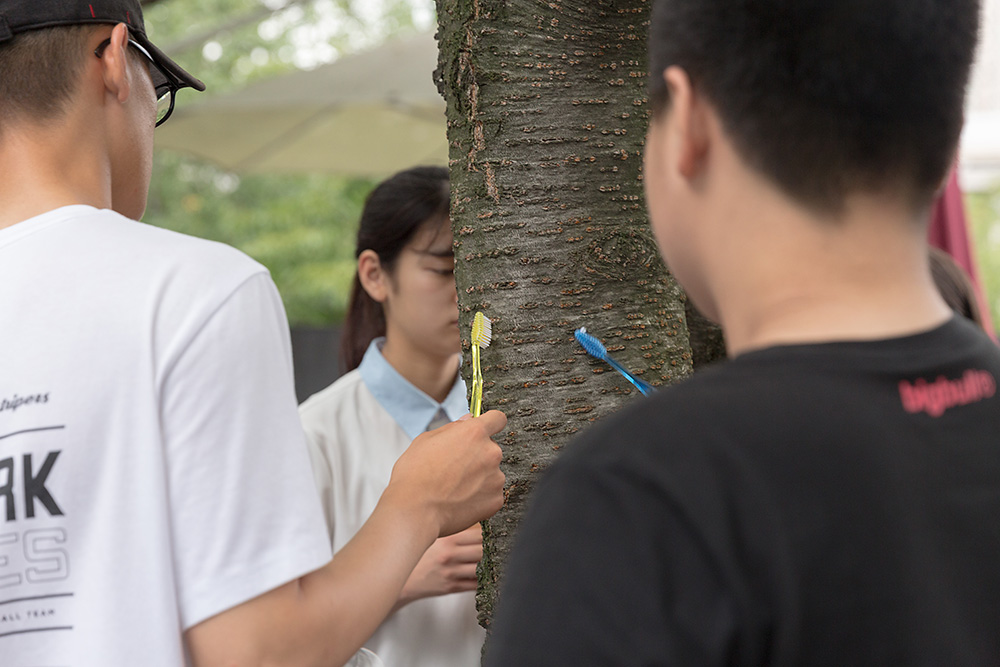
[435,0,693,628]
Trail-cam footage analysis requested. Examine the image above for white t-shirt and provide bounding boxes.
[300,340,484,667]
[0,206,332,665]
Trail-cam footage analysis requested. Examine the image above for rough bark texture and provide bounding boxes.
[434,0,693,628]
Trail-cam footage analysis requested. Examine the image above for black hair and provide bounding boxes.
[0,25,94,127]
[648,0,981,214]
[340,165,451,372]
[929,247,984,329]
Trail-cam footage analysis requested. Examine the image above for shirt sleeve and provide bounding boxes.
[159,272,333,630]
[483,454,738,667]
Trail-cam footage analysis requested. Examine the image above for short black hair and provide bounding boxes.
[648,0,981,214]
[0,26,94,127]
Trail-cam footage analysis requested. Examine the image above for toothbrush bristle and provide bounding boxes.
[574,328,607,360]
[472,312,493,348]
[481,315,492,348]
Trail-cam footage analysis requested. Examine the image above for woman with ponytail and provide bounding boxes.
[299,166,484,667]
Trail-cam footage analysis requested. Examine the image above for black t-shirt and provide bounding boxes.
[485,317,1000,666]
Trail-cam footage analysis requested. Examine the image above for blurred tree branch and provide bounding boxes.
[161,0,309,55]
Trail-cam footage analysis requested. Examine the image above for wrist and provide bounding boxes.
[376,482,441,549]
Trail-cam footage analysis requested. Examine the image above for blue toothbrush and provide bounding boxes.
[574,328,656,396]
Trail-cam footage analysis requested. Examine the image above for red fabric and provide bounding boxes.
[928,167,995,337]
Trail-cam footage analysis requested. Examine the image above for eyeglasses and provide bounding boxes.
[94,38,177,127]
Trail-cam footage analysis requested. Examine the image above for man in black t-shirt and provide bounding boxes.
[485,1,998,665]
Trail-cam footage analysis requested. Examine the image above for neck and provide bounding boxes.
[695,164,951,357]
[0,116,112,230]
[380,334,461,404]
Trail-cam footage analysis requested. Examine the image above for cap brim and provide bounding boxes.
[132,32,206,92]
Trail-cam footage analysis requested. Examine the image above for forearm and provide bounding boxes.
[298,487,440,663]
[186,412,506,667]
[186,487,438,667]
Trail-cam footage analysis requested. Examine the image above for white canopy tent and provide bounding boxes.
[154,31,447,176]
[155,5,1000,187]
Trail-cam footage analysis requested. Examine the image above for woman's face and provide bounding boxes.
[382,218,461,360]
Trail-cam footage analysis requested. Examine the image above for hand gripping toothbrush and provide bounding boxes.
[574,327,656,397]
[470,312,493,417]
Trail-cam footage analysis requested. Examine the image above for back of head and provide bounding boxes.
[648,0,981,214]
[0,25,92,127]
[339,165,450,372]
[0,0,204,130]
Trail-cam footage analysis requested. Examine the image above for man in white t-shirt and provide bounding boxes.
[0,2,506,665]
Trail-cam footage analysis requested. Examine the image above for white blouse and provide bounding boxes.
[299,339,482,667]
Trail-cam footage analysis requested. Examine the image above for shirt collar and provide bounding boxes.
[358,338,469,441]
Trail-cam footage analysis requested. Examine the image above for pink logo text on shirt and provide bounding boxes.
[898,369,997,418]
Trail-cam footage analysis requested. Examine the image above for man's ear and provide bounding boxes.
[663,66,710,180]
[358,249,389,303]
[99,23,132,104]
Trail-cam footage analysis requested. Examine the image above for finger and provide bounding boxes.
[438,524,480,544]
[448,563,480,582]
[457,413,473,422]
[475,409,507,436]
[447,578,478,593]
[451,524,483,544]
[447,544,484,565]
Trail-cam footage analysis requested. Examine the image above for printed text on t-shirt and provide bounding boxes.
[0,393,50,414]
[898,369,996,417]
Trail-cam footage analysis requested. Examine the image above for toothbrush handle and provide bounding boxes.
[470,344,484,417]
[605,356,656,397]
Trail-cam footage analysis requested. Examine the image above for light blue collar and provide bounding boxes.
[358,338,469,441]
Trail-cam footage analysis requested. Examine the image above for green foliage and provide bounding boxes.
[145,151,376,325]
[966,184,1000,328]
[140,0,434,325]
[145,0,433,93]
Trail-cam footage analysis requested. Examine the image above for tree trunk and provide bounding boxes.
[434,0,693,628]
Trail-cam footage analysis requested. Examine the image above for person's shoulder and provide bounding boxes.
[546,357,822,518]
[948,315,1000,361]
[531,364,796,568]
[564,362,757,466]
[86,208,264,278]
[299,369,393,454]
[70,209,274,318]
[299,369,369,418]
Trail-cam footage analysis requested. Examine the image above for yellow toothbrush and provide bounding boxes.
[470,312,493,417]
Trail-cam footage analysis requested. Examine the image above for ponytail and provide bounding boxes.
[340,274,386,372]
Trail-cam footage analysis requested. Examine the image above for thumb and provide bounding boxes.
[475,409,507,436]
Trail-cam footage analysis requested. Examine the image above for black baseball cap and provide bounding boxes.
[0,0,204,92]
